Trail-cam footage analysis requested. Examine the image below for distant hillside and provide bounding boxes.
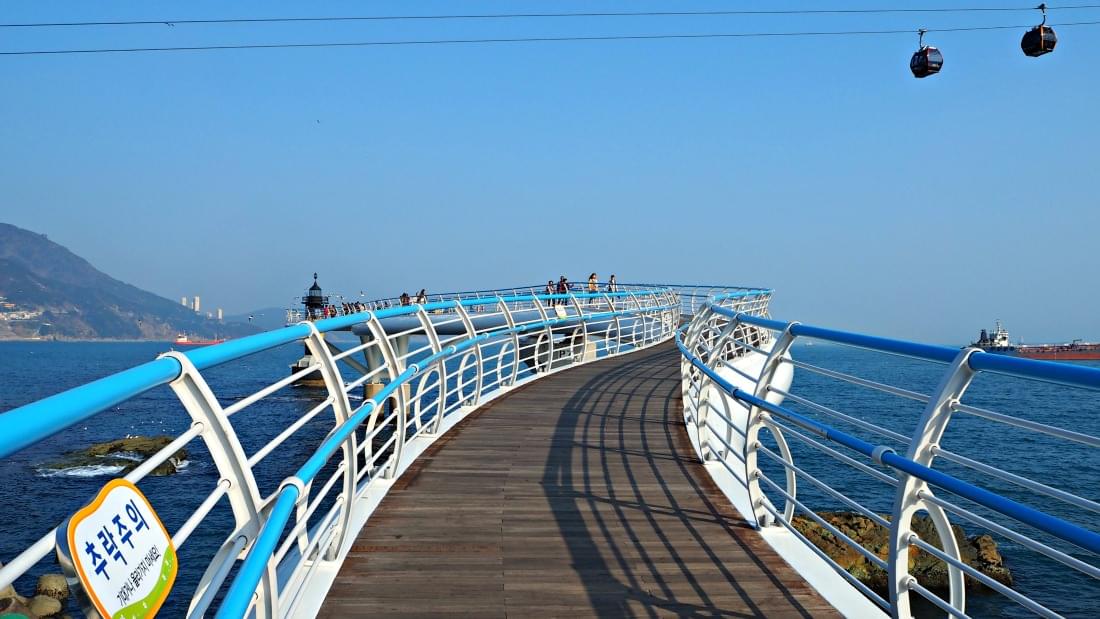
[0,223,258,340]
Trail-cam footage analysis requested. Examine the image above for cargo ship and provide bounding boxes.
[173,333,227,347]
[971,320,1100,360]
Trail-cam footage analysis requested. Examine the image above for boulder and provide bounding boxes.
[34,576,67,604]
[27,595,61,618]
[791,511,1012,593]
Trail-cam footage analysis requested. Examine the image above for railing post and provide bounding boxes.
[680,303,710,407]
[662,290,680,335]
[567,292,588,363]
[300,323,360,560]
[626,292,642,347]
[452,303,485,404]
[692,308,752,461]
[684,307,719,461]
[414,307,447,435]
[694,319,726,462]
[160,352,277,619]
[361,316,407,480]
[888,348,977,619]
[495,296,521,387]
[603,292,623,356]
[745,322,799,527]
[644,291,658,344]
[532,294,556,373]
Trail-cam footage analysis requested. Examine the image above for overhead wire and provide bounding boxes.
[2,20,1099,56]
[3,2,1099,57]
[2,4,1100,29]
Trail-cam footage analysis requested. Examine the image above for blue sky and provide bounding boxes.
[2,1,1097,344]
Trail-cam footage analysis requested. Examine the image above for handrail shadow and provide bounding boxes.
[541,344,821,617]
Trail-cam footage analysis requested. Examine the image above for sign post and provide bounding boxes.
[55,479,177,619]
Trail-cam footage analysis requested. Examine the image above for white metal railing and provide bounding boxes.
[284,281,755,323]
[678,292,1100,619]
[0,284,769,618]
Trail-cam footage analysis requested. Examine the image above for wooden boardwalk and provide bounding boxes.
[320,342,839,618]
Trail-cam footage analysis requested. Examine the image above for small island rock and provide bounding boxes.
[40,435,187,477]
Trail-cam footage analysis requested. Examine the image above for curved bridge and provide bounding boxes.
[2,282,1098,619]
[318,341,835,617]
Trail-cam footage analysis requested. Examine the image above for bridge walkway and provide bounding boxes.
[319,342,839,618]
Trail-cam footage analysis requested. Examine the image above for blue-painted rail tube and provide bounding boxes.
[675,329,1100,556]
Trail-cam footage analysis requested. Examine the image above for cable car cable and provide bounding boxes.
[3,4,1100,29]
[3,20,1099,56]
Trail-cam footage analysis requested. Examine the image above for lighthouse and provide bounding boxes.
[290,273,329,387]
[302,273,328,320]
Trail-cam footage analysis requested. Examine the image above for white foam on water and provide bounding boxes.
[104,451,144,462]
[36,464,126,478]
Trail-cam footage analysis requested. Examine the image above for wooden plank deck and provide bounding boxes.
[319,342,840,618]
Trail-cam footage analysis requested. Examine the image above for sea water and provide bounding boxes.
[0,340,1096,617]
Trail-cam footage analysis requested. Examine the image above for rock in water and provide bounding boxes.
[27,595,61,617]
[40,435,188,477]
[791,511,1012,592]
[34,575,68,604]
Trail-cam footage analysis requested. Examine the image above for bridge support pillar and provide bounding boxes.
[291,333,326,388]
[393,334,409,361]
[581,337,599,362]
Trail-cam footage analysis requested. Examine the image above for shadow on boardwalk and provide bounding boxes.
[321,342,837,618]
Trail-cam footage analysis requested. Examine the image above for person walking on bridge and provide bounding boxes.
[415,289,427,305]
[607,274,618,293]
[588,273,598,293]
[544,280,555,307]
[556,277,568,306]
[400,292,410,307]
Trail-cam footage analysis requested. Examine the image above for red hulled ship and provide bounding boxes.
[174,334,227,347]
[971,320,1100,360]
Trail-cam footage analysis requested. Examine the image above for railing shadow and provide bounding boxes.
[541,344,822,617]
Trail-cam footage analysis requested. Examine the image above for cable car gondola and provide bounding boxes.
[1022,4,1057,57]
[910,30,943,78]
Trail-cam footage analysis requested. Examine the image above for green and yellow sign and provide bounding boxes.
[56,479,177,618]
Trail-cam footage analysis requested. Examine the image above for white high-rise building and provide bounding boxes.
[181,297,188,306]
[193,296,201,313]
[216,308,223,321]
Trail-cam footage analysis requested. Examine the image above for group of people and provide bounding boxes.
[311,278,621,318]
[399,289,429,307]
[312,299,378,318]
[308,291,426,320]
[543,274,618,306]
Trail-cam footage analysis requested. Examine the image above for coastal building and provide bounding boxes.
[193,296,201,313]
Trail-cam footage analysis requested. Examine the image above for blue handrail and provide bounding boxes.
[676,320,1100,557]
[721,304,1100,390]
[0,289,670,460]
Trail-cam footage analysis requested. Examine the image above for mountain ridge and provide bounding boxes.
[0,223,258,340]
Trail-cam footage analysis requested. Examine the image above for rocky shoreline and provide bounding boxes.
[792,511,1012,592]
